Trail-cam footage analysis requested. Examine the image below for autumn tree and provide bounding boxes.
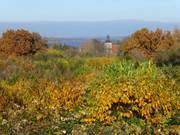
[155,28,180,65]
[122,28,175,59]
[0,29,47,56]
[172,28,180,48]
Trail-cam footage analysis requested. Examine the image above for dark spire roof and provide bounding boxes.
[105,35,111,43]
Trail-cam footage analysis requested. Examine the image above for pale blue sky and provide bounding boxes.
[0,0,179,22]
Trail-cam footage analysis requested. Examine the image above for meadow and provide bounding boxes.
[0,48,179,135]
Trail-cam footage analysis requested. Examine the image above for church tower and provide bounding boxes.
[104,35,112,55]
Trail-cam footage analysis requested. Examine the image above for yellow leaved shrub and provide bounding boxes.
[85,61,180,124]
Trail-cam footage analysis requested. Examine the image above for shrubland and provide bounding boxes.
[85,61,179,125]
[0,29,179,134]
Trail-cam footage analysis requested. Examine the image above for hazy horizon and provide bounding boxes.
[1,0,180,38]
[1,20,180,38]
[0,0,179,22]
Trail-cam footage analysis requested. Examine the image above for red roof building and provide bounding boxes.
[112,43,120,54]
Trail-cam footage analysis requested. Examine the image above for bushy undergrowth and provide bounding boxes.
[85,61,179,125]
[0,49,179,134]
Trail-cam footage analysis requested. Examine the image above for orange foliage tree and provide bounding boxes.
[122,28,175,59]
[155,28,180,65]
[0,29,47,56]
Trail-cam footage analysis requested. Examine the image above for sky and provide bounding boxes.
[0,0,180,22]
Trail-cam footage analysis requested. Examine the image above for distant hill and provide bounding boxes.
[46,36,124,47]
[0,20,180,38]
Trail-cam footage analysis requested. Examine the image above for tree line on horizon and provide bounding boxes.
[0,28,179,65]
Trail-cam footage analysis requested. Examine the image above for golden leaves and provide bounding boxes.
[85,69,179,124]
